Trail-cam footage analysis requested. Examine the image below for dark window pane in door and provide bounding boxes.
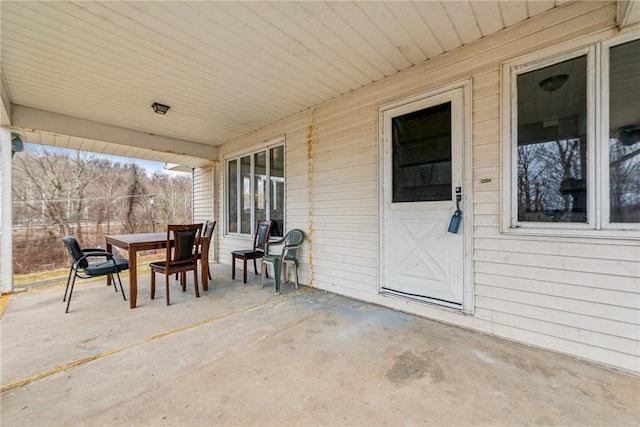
[609,39,640,223]
[392,102,452,202]
[516,55,587,222]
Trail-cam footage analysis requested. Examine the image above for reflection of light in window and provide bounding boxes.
[242,177,251,206]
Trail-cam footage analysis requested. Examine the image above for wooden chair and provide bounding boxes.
[178,220,216,284]
[260,229,304,294]
[150,223,203,305]
[198,220,216,282]
[231,220,274,283]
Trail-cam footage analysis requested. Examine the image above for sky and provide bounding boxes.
[23,143,191,177]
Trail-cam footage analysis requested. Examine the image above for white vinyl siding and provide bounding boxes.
[193,165,215,260]
[216,1,639,373]
[193,165,214,223]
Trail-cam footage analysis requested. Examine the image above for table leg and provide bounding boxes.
[129,249,138,309]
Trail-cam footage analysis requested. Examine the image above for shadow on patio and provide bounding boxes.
[1,263,638,426]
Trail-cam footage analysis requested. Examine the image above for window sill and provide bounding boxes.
[501,226,640,242]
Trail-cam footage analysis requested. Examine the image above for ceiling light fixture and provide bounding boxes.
[151,102,171,115]
[538,74,569,92]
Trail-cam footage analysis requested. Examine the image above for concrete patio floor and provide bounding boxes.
[1,263,638,426]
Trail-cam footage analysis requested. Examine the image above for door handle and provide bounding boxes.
[448,187,463,233]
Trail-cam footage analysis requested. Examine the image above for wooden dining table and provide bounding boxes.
[106,232,210,308]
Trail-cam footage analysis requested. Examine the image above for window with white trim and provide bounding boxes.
[503,35,639,232]
[226,140,285,237]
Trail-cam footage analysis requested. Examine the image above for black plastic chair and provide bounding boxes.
[231,220,274,283]
[62,236,128,313]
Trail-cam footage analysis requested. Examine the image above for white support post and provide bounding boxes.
[0,126,13,293]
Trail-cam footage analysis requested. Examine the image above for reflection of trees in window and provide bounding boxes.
[516,53,587,223]
[518,138,586,222]
[517,144,546,220]
[609,39,640,224]
[512,37,639,228]
[610,138,640,223]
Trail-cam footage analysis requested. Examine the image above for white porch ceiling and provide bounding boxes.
[1,1,578,164]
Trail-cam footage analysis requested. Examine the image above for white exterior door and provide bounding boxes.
[381,86,468,309]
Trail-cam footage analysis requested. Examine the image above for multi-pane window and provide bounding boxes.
[506,36,639,231]
[227,143,284,237]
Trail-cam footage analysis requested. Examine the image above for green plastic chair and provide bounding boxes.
[260,229,304,294]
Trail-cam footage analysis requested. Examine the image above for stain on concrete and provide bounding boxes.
[386,350,444,385]
[472,349,498,365]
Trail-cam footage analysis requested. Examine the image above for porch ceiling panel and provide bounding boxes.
[2,1,563,159]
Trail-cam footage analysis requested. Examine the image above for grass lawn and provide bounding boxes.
[13,254,164,287]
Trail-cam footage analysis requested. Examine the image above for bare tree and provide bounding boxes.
[12,147,193,274]
[14,149,73,236]
[123,164,149,233]
[149,171,192,224]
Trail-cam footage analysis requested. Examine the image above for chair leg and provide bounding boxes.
[115,271,127,301]
[253,258,258,274]
[273,260,282,294]
[63,268,74,302]
[243,259,247,284]
[232,255,236,280]
[208,261,212,280]
[165,274,171,305]
[107,274,118,292]
[181,272,186,292]
[260,262,267,288]
[194,269,200,298]
[293,262,299,289]
[65,275,77,313]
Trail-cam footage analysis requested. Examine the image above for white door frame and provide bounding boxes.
[378,79,474,313]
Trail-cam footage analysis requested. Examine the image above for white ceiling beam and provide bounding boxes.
[11,105,217,161]
[1,72,11,126]
[617,0,640,27]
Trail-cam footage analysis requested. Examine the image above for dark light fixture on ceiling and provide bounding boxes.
[151,102,171,115]
[539,74,569,92]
